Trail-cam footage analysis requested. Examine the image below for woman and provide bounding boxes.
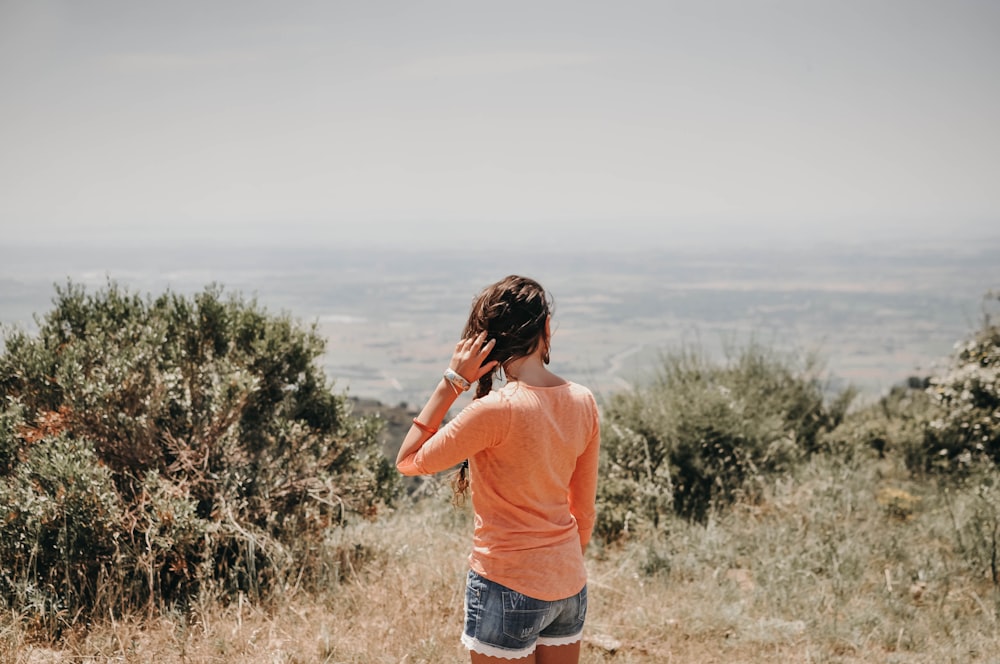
[396,275,601,663]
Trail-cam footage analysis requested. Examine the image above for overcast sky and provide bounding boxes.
[1,0,998,252]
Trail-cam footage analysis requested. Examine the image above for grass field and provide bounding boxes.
[6,451,999,664]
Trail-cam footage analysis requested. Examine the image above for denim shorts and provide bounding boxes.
[461,570,588,660]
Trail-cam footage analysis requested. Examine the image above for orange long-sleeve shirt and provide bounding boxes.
[397,380,601,601]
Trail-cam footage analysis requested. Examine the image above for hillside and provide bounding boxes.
[2,272,999,663]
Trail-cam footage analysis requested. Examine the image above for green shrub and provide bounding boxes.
[0,434,122,632]
[596,344,852,538]
[820,381,935,468]
[0,401,22,475]
[0,281,396,628]
[921,308,1000,472]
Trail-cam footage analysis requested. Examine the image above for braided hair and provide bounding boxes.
[451,275,553,503]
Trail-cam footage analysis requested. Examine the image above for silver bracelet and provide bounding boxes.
[443,368,471,392]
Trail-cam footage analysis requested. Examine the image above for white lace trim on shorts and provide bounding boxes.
[461,631,583,660]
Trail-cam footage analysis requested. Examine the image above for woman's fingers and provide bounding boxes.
[471,335,495,364]
[474,360,499,381]
[450,332,496,382]
[458,332,488,356]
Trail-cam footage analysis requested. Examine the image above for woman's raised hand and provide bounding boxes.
[450,331,498,384]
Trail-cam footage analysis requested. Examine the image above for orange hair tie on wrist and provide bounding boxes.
[412,418,438,435]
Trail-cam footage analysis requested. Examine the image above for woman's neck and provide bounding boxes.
[504,352,565,387]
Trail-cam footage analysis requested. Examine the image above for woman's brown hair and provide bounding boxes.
[452,275,552,502]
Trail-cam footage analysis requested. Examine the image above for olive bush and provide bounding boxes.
[922,302,1000,471]
[596,345,852,539]
[0,281,396,628]
[820,380,936,469]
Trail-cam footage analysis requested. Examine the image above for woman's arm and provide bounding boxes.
[395,332,497,471]
[395,377,460,469]
[568,403,601,552]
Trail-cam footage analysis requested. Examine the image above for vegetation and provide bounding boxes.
[595,344,853,535]
[2,284,999,662]
[923,309,1000,470]
[0,281,395,635]
[4,465,999,663]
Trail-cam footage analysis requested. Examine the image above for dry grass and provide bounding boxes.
[4,460,1000,663]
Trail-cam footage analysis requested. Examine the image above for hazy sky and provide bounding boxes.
[1,0,998,251]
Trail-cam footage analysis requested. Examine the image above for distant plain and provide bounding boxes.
[2,236,997,409]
